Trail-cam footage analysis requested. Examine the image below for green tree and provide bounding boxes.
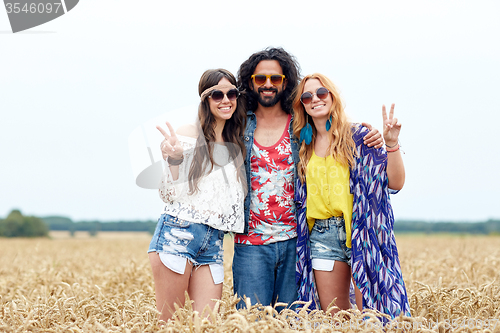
[0,209,49,238]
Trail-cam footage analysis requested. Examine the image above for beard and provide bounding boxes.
[250,87,284,108]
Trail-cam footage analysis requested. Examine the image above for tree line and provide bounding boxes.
[0,210,49,237]
[43,215,157,234]
[394,219,500,234]
[1,210,500,238]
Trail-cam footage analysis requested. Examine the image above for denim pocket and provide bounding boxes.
[162,214,191,228]
[312,223,326,233]
[337,226,347,243]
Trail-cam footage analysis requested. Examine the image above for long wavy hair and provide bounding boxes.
[188,69,247,194]
[237,47,301,114]
[292,73,356,182]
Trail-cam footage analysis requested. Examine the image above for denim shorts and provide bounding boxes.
[148,214,225,283]
[310,216,351,267]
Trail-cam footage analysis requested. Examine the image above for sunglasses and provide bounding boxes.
[300,87,330,105]
[209,89,240,103]
[251,74,286,86]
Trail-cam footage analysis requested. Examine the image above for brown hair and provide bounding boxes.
[188,69,246,194]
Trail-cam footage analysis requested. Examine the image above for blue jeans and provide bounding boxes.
[232,238,298,310]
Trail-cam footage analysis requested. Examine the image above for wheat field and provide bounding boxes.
[0,233,499,332]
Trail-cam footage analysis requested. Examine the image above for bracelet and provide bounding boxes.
[385,140,399,148]
[387,144,400,153]
[167,156,184,165]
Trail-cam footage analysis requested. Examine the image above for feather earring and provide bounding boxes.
[326,115,333,131]
[300,114,313,145]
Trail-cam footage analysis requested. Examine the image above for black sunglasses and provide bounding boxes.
[209,89,240,103]
[300,87,330,104]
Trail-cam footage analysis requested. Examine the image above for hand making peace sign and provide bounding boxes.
[382,104,401,147]
[156,121,184,161]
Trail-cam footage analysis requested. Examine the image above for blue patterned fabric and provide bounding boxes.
[295,173,319,309]
[295,124,411,318]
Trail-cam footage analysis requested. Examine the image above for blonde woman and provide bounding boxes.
[293,73,410,318]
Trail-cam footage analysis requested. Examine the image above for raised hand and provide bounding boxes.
[156,121,183,161]
[382,104,401,146]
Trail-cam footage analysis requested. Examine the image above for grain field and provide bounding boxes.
[0,233,499,332]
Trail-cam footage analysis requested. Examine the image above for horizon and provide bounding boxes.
[2,209,498,224]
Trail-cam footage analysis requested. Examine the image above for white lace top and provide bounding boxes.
[159,135,245,233]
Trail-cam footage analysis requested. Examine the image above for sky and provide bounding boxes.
[1,0,499,222]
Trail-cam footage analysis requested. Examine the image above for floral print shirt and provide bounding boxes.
[235,115,296,245]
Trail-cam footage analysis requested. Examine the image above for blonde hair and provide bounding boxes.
[292,73,356,182]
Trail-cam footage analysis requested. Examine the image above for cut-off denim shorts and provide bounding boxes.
[310,216,352,270]
[148,214,225,284]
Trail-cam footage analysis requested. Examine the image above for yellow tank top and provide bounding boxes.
[306,151,354,247]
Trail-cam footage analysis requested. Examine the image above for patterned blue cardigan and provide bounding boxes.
[295,125,411,318]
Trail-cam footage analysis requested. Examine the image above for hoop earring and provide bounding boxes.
[299,114,313,145]
[326,115,333,131]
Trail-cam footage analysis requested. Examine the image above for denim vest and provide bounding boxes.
[241,110,300,234]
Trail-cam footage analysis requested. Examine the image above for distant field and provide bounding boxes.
[49,230,152,239]
[1,235,499,332]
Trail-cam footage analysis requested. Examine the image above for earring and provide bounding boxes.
[326,115,333,131]
[300,114,313,145]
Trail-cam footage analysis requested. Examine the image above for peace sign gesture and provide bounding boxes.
[156,121,184,161]
[382,104,401,147]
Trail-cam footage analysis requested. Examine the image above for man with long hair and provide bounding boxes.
[232,47,381,309]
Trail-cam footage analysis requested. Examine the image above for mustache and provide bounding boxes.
[257,87,278,93]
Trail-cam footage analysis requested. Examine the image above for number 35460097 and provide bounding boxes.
[5,2,62,14]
